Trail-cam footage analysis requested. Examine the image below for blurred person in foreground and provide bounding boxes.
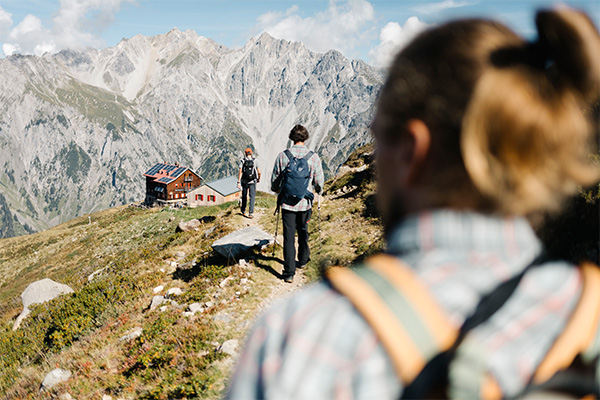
[226,7,600,399]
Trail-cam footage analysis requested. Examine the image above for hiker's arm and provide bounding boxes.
[237,165,243,188]
[257,167,261,183]
[271,154,283,192]
[313,157,325,194]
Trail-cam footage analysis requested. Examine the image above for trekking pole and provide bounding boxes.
[272,205,280,257]
[317,193,322,242]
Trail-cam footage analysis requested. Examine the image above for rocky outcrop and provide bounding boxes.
[212,226,274,259]
[13,279,74,330]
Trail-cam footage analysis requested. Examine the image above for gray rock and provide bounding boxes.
[204,226,217,238]
[87,267,107,282]
[167,287,183,296]
[153,285,164,294]
[212,227,274,259]
[59,393,73,400]
[41,368,72,390]
[149,295,166,310]
[177,219,202,232]
[119,327,143,342]
[219,277,233,288]
[188,303,205,314]
[165,261,178,274]
[218,339,239,357]
[14,279,74,330]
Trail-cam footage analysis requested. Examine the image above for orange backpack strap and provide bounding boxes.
[325,254,459,384]
[533,262,600,384]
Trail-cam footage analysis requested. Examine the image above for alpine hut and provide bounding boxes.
[144,162,202,205]
[187,176,241,207]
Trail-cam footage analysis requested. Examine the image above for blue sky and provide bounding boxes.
[0,0,598,67]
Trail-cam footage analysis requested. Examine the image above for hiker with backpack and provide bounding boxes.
[227,7,600,400]
[237,147,261,219]
[270,124,324,283]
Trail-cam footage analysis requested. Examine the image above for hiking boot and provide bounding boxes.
[248,213,254,219]
[296,261,307,269]
[283,275,293,283]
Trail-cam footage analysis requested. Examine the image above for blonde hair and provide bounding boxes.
[378,8,600,215]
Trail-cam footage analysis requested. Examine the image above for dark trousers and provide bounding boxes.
[281,208,312,278]
[241,182,256,214]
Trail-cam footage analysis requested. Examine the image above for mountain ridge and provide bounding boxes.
[0,30,384,237]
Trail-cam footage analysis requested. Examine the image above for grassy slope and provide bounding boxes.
[0,147,382,399]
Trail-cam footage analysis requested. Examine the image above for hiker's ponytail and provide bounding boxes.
[461,8,600,215]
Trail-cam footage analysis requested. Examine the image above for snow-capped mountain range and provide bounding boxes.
[0,29,384,237]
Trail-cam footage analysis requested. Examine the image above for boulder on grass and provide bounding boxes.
[41,368,72,390]
[14,279,74,330]
[177,219,202,232]
[212,227,274,259]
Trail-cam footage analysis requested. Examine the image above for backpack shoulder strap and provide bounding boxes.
[533,261,600,384]
[284,149,294,162]
[325,254,459,384]
[302,150,314,161]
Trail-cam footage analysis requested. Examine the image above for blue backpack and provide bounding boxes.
[279,149,314,206]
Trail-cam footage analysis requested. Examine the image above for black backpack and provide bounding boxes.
[241,158,257,182]
[279,149,314,206]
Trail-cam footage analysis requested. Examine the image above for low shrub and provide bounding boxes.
[0,272,152,392]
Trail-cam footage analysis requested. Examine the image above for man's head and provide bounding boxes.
[373,9,599,232]
[245,148,253,157]
[289,125,309,144]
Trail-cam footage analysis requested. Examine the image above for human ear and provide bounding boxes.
[403,119,431,186]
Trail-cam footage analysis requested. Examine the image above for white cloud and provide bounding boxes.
[1,0,134,57]
[256,0,376,57]
[2,14,55,56]
[0,6,12,35]
[368,17,430,68]
[410,0,475,15]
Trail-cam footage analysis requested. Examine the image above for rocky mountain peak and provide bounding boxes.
[0,29,384,238]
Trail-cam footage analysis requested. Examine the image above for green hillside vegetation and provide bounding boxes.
[0,145,382,399]
[1,138,593,398]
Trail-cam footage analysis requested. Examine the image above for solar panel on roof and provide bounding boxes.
[145,165,159,175]
[172,167,186,177]
[145,163,167,176]
[158,177,172,183]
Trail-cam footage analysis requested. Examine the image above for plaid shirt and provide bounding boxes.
[226,210,582,399]
[270,144,324,212]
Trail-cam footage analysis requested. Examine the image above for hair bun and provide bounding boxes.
[535,8,600,103]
